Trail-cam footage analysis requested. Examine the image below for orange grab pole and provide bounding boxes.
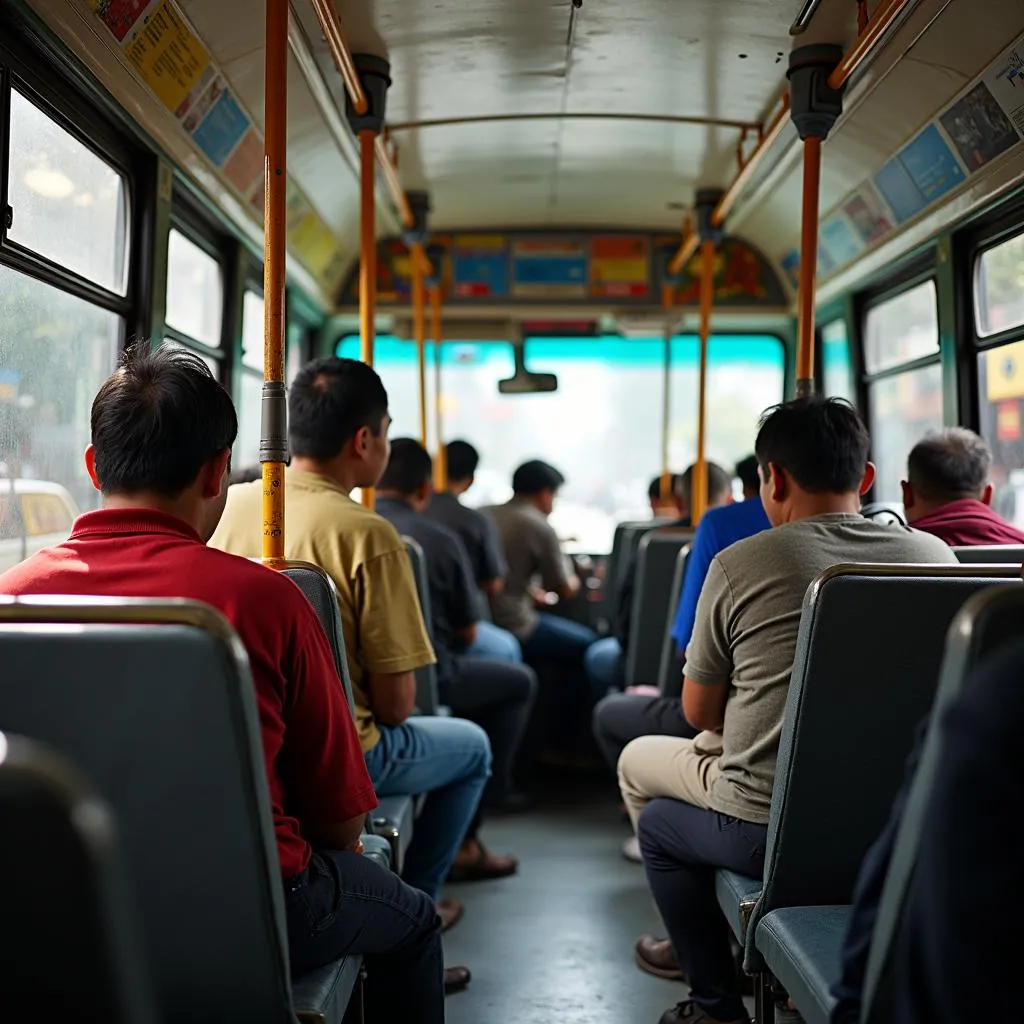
[309,0,367,114]
[261,0,288,561]
[431,286,447,491]
[829,0,911,90]
[795,136,822,396]
[358,128,377,508]
[659,282,673,505]
[411,241,428,446]
[693,240,715,526]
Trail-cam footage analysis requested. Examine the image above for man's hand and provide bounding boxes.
[350,838,365,855]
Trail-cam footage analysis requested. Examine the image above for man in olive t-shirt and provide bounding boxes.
[621,398,955,1024]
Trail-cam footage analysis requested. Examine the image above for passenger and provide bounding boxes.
[211,356,491,960]
[901,427,1024,545]
[376,438,537,824]
[425,439,522,663]
[585,463,731,697]
[625,397,955,1024]
[486,460,599,724]
[0,346,448,1019]
[648,472,688,518]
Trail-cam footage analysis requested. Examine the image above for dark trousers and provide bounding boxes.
[592,692,698,772]
[639,798,768,1023]
[444,654,538,815]
[285,849,444,1023]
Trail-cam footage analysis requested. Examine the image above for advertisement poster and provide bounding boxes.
[589,236,650,298]
[779,250,800,292]
[820,215,863,267]
[511,238,587,299]
[222,128,263,196]
[940,80,1020,171]
[89,0,151,41]
[842,181,893,245]
[897,124,966,204]
[983,39,1024,137]
[874,156,927,224]
[190,88,250,166]
[453,235,509,298]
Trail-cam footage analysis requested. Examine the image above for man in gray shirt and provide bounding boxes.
[622,397,955,1024]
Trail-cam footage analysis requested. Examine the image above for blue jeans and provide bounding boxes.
[285,849,443,1022]
[584,635,626,696]
[522,611,600,698]
[639,798,768,1022]
[463,620,523,663]
[365,716,491,899]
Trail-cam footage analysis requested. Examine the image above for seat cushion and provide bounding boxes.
[292,954,362,1024]
[755,906,851,1024]
[715,869,762,941]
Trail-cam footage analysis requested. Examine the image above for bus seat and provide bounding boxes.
[0,597,360,1024]
[0,732,157,1023]
[715,868,762,944]
[599,520,669,627]
[860,583,1024,1023]
[952,544,1024,564]
[373,794,416,875]
[737,567,1021,1021]
[656,545,690,697]
[624,531,692,688]
[402,536,440,716]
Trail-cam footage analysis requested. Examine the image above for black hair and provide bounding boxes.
[512,460,565,495]
[379,437,433,495]
[674,462,731,504]
[446,440,479,482]
[90,343,237,498]
[907,428,992,502]
[289,357,388,460]
[755,397,869,494]
[648,474,679,502]
[735,455,760,494]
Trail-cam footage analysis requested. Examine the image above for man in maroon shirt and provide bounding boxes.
[0,346,446,1021]
[901,427,1024,547]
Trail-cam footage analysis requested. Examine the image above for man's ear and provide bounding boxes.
[768,462,787,503]
[351,425,370,460]
[200,449,232,499]
[84,445,101,491]
[859,462,877,497]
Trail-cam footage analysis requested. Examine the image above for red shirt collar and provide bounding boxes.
[68,507,203,544]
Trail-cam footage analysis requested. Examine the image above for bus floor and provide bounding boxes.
[441,772,757,1024]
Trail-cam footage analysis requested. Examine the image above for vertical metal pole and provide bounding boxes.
[795,136,822,398]
[412,242,428,446]
[359,127,377,508]
[431,285,447,491]
[659,283,673,505]
[261,0,288,561]
[693,239,715,525]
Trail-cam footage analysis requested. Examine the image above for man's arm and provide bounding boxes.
[682,676,728,732]
[478,513,509,596]
[680,557,734,727]
[536,520,578,599]
[310,816,366,853]
[367,670,417,725]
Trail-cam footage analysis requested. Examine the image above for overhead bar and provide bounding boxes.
[828,0,913,90]
[260,0,289,561]
[387,112,761,132]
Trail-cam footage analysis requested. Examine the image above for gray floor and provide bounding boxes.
[441,780,683,1024]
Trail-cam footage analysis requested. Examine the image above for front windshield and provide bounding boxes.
[336,334,784,553]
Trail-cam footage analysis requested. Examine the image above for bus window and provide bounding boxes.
[864,281,942,500]
[337,333,784,552]
[976,339,1024,527]
[236,290,265,466]
[976,232,1024,337]
[166,229,224,349]
[8,88,127,294]
[821,319,855,402]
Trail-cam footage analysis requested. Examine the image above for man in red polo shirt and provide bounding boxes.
[0,345,447,1021]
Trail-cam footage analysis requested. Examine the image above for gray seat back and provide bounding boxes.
[0,597,294,1024]
[605,520,669,610]
[745,564,1021,974]
[952,544,1024,564]
[861,583,1024,1022]
[625,531,692,687]
[279,560,356,715]
[0,733,157,1022]
[402,536,439,715]
[657,546,690,697]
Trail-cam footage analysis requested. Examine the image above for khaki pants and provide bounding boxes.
[617,729,724,830]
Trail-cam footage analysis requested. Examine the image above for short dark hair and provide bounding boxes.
[676,462,731,505]
[648,474,679,502]
[446,440,479,482]
[512,460,565,495]
[289,357,388,460]
[379,438,433,494]
[735,455,760,493]
[907,428,992,502]
[755,397,869,494]
[91,343,237,498]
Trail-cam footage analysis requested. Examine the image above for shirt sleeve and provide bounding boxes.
[537,521,573,592]
[356,548,436,673]
[671,517,719,652]
[448,537,479,631]
[479,513,508,582]
[282,594,378,825]
[681,556,734,686]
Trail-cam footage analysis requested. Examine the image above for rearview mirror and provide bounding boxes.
[497,343,559,394]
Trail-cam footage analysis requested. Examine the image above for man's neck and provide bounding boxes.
[101,493,200,533]
[778,493,862,524]
[909,495,979,522]
[289,456,363,495]
[447,479,470,498]
[375,490,415,510]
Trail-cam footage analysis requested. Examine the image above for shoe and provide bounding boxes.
[444,965,472,995]
[437,897,464,932]
[634,934,682,980]
[622,834,642,862]
[659,1000,750,1024]
[446,840,519,883]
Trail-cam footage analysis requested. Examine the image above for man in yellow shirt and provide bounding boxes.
[211,357,493,950]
